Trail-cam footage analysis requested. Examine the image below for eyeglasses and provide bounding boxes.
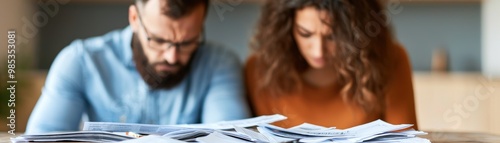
[135,5,204,54]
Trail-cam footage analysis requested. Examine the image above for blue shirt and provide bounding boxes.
[26,26,251,134]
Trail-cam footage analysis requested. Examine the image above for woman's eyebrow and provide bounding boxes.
[296,23,313,33]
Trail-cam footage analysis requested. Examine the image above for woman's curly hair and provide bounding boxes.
[250,0,395,114]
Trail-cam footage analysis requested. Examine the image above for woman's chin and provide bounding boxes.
[309,64,325,69]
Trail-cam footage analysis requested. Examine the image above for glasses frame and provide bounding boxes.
[134,4,205,54]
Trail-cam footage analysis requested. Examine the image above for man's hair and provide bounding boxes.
[136,0,209,19]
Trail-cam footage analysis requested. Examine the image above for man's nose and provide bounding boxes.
[163,46,178,64]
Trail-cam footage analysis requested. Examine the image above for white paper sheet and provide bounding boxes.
[119,135,187,143]
[196,131,252,143]
[83,114,287,135]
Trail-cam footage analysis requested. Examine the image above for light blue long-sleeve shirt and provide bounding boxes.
[26,26,251,134]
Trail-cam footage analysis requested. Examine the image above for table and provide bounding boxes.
[0,133,68,143]
[423,132,500,143]
[0,133,16,143]
[2,132,500,142]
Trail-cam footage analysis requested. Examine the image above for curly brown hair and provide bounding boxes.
[250,0,395,113]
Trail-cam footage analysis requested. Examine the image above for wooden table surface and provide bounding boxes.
[2,131,500,143]
[423,132,500,143]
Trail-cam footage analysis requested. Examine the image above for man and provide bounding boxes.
[26,0,250,133]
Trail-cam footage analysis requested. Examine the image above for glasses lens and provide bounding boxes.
[147,34,203,53]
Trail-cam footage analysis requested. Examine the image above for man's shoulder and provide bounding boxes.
[196,42,241,64]
[82,27,129,53]
[188,42,242,79]
[59,27,131,65]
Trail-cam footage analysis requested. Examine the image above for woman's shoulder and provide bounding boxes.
[245,54,258,68]
[244,54,261,94]
[388,43,410,63]
[381,43,411,73]
[393,43,410,63]
[383,42,414,96]
[244,54,259,78]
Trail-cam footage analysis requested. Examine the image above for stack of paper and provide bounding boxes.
[11,114,286,143]
[123,119,430,143]
[163,129,255,142]
[255,119,430,143]
[10,131,135,143]
[12,115,430,143]
[82,114,287,134]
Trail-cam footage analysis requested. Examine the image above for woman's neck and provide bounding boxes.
[301,66,337,88]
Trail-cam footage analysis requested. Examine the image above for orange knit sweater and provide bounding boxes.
[245,45,418,129]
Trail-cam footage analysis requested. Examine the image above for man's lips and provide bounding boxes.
[155,64,179,72]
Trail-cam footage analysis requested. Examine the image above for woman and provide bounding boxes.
[245,0,418,129]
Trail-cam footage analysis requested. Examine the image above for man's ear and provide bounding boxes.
[129,5,138,33]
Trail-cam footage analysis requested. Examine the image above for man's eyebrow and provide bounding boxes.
[148,32,169,42]
[149,32,198,43]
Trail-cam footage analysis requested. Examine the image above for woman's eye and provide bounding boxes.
[325,34,335,41]
[298,31,312,38]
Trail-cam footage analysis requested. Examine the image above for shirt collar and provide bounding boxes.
[121,25,135,68]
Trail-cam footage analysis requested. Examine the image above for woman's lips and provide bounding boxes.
[312,57,325,65]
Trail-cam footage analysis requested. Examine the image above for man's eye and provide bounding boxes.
[180,43,194,47]
[153,39,167,44]
[179,38,200,46]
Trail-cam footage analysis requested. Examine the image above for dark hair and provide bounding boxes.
[251,0,394,113]
[136,0,209,19]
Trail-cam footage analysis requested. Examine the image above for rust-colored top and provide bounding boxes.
[245,45,418,129]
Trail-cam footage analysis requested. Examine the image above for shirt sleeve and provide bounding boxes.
[383,44,419,129]
[201,48,251,123]
[25,41,87,134]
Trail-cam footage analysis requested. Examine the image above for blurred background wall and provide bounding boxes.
[392,2,481,71]
[1,0,499,135]
[0,0,38,134]
[34,1,483,72]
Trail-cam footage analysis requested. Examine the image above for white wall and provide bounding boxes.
[483,0,500,135]
[482,0,500,77]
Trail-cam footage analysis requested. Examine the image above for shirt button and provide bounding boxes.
[120,115,127,123]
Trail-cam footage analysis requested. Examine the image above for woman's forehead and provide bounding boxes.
[295,7,333,33]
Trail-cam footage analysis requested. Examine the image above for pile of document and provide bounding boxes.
[10,131,135,142]
[254,120,430,143]
[11,114,285,143]
[11,114,430,143]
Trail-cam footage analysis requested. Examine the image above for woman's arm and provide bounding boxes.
[383,44,419,129]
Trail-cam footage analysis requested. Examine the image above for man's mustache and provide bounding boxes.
[150,61,182,68]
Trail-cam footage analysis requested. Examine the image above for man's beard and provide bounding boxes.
[131,34,194,89]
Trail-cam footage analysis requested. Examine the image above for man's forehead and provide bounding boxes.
[142,9,204,41]
[140,0,207,19]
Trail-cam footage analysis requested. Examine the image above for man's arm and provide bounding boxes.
[201,49,251,123]
[26,41,87,134]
